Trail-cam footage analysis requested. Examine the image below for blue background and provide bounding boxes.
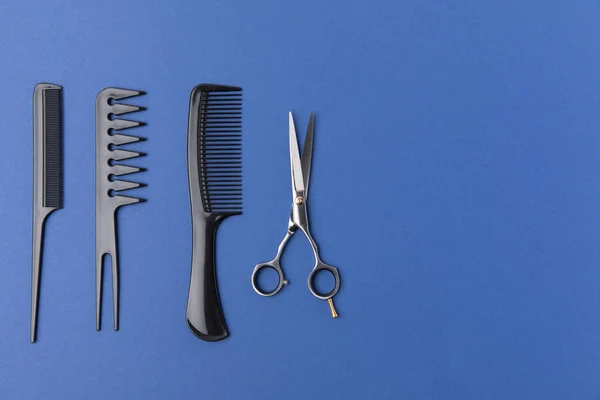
[1,1,600,399]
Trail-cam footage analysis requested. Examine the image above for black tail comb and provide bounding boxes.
[31,83,64,343]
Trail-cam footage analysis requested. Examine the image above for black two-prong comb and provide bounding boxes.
[95,88,146,332]
[186,84,243,341]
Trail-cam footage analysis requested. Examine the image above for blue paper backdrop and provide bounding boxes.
[1,1,600,399]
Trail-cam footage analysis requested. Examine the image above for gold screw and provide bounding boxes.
[328,298,339,318]
[295,196,304,205]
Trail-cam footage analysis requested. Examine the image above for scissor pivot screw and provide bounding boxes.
[295,196,304,205]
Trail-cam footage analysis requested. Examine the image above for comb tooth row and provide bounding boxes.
[42,88,63,208]
[198,88,242,213]
[101,90,146,206]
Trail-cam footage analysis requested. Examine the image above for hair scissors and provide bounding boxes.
[252,112,341,317]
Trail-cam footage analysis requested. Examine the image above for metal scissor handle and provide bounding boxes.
[307,261,341,300]
[251,260,288,297]
[252,229,293,296]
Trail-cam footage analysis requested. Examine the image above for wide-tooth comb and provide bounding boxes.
[95,88,146,331]
[31,83,63,343]
[186,84,243,341]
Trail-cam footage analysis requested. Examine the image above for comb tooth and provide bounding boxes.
[200,140,241,144]
[200,129,242,132]
[200,127,240,131]
[201,167,241,171]
[114,194,143,207]
[202,178,242,181]
[202,119,240,123]
[202,151,241,155]
[201,151,241,154]
[202,170,242,174]
[201,162,241,165]
[111,88,144,100]
[202,120,240,123]
[200,123,242,127]
[208,166,241,169]
[203,190,242,194]
[201,125,242,128]
[206,91,242,95]
[111,103,144,115]
[200,161,241,165]
[203,148,242,152]
[203,196,242,200]
[203,174,242,177]
[204,95,241,98]
[203,186,242,190]
[201,131,241,134]
[207,113,241,116]
[201,143,240,147]
[111,133,142,145]
[200,160,241,164]
[202,103,241,107]
[200,121,241,124]
[202,151,241,154]
[111,149,142,161]
[201,154,241,162]
[201,161,241,165]
[200,140,241,143]
[201,135,241,138]
[111,118,143,131]
[111,179,143,191]
[201,173,241,177]
[201,148,241,151]
[111,164,142,176]
[201,111,241,114]
[201,148,241,152]
[200,110,241,114]
[201,157,241,161]
[202,184,242,188]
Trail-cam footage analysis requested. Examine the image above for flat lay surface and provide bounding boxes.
[1,1,600,399]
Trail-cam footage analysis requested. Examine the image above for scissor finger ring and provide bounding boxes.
[252,262,287,297]
[307,263,341,300]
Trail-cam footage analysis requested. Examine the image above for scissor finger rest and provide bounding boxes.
[252,262,287,297]
[308,263,341,300]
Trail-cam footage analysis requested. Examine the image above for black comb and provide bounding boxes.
[31,83,63,343]
[186,84,242,341]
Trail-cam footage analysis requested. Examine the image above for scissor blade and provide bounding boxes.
[301,112,314,197]
[289,112,305,193]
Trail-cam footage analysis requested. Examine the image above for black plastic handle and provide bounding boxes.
[186,214,228,341]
